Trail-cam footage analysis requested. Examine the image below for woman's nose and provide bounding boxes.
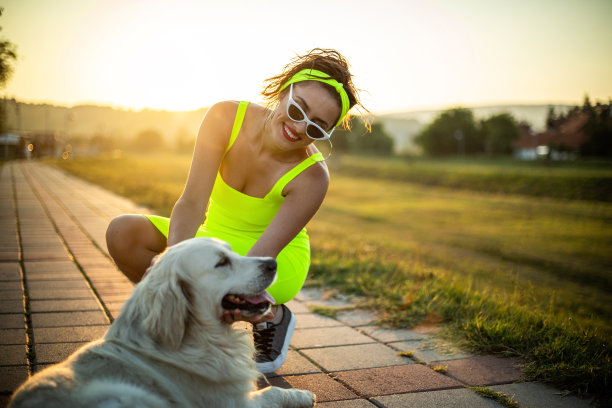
[294,121,308,136]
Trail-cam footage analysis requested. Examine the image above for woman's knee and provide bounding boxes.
[106,214,163,256]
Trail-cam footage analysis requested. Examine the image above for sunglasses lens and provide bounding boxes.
[288,104,304,121]
[307,125,326,139]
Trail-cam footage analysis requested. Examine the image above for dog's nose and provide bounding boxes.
[259,258,277,276]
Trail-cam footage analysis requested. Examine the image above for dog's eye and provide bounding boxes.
[215,254,231,268]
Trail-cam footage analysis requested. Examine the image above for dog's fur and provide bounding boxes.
[9,237,315,408]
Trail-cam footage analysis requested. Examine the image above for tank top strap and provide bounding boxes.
[225,101,250,154]
[269,152,325,197]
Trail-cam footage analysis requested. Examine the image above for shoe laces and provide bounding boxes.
[253,323,276,354]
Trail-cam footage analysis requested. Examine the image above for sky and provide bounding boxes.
[3,0,612,114]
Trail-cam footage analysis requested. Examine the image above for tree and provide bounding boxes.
[415,108,481,156]
[580,101,612,157]
[339,116,394,155]
[0,8,16,88]
[131,129,166,152]
[480,113,521,155]
[0,7,17,132]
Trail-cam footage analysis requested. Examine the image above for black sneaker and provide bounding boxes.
[252,304,296,373]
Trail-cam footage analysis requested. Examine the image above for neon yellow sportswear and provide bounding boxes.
[146,101,324,304]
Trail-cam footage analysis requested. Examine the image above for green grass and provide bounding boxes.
[49,153,612,400]
[332,155,612,202]
[470,386,520,408]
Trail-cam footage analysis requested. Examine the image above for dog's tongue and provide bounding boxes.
[244,291,275,305]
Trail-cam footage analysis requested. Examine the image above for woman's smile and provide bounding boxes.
[282,123,301,142]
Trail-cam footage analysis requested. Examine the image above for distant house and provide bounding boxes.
[0,132,26,159]
[513,110,590,160]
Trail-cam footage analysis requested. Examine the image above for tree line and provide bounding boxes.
[415,109,521,157]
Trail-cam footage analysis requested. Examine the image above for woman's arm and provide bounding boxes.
[167,101,236,247]
[247,161,330,258]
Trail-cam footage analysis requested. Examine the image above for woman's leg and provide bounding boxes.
[106,214,167,283]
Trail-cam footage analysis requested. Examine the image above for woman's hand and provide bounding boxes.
[221,308,274,325]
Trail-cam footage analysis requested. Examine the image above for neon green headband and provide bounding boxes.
[279,69,350,127]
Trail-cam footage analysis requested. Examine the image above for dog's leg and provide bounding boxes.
[249,386,315,408]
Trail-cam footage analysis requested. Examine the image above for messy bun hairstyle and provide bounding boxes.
[261,48,367,130]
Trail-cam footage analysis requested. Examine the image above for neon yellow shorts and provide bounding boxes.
[145,215,310,305]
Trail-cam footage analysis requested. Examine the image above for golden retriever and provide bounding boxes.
[9,237,315,408]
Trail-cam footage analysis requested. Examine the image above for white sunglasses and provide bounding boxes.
[286,84,335,140]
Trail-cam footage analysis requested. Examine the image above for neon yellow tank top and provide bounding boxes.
[203,101,324,241]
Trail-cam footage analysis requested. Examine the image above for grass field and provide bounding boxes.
[49,153,612,400]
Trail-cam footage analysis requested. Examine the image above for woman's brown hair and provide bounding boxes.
[261,48,368,130]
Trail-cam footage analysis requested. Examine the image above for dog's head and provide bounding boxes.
[138,237,276,349]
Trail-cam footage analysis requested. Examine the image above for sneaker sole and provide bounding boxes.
[256,309,296,374]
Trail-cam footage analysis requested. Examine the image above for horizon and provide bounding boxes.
[3,0,612,114]
[7,97,587,117]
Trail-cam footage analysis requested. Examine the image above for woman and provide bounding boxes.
[106,48,365,373]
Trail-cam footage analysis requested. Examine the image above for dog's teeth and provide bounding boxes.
[227,295,246,304]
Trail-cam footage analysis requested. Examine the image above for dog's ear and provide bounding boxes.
[141,269,193,349]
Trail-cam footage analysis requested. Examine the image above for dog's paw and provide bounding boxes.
[290,389,315,407]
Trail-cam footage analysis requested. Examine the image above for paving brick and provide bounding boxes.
[30,299,101,313]
[0,263,21,281]
[0,329,26,345]
[295,314,343,329]
[27,280,91,290]
[35,325,109,343]
[78,259,116,269]
[268,350,321,377]
[0,290,24,300]
[336,310,379,327]
[28,288,94,300]
[0,282,22,291]
[0,299,23,314]
[296,288,358,308]
[0,251,19,261]
[24,261,80,274]
[22,250,70,261]
[359,325,429,343]
[302,343,410,372]
[374,388,502,408]
[274,374,358,403]
[96,294,131,304]
[390,338,472,363]
[32,311,109,328]
[285,299,311,314]
[291,326,375,349]
[0,314,24,329]
[36,342,86,364]
[441,355,525,386]
[0,365,28,393]
[86,271,131,283]
[0,344,28,365]
[334,365,462,397]
[491,382,592,408]
[315,399,376,407]
[92,285,134,297]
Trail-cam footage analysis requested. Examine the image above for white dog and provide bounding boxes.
[9,237,315,408]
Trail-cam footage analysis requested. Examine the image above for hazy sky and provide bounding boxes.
[3,0,612,113]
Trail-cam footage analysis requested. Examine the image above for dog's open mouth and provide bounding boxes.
[221,291,275,315]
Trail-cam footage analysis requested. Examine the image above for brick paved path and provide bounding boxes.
[0,161,592,407]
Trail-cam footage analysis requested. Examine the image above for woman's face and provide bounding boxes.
[271,82,341,151]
